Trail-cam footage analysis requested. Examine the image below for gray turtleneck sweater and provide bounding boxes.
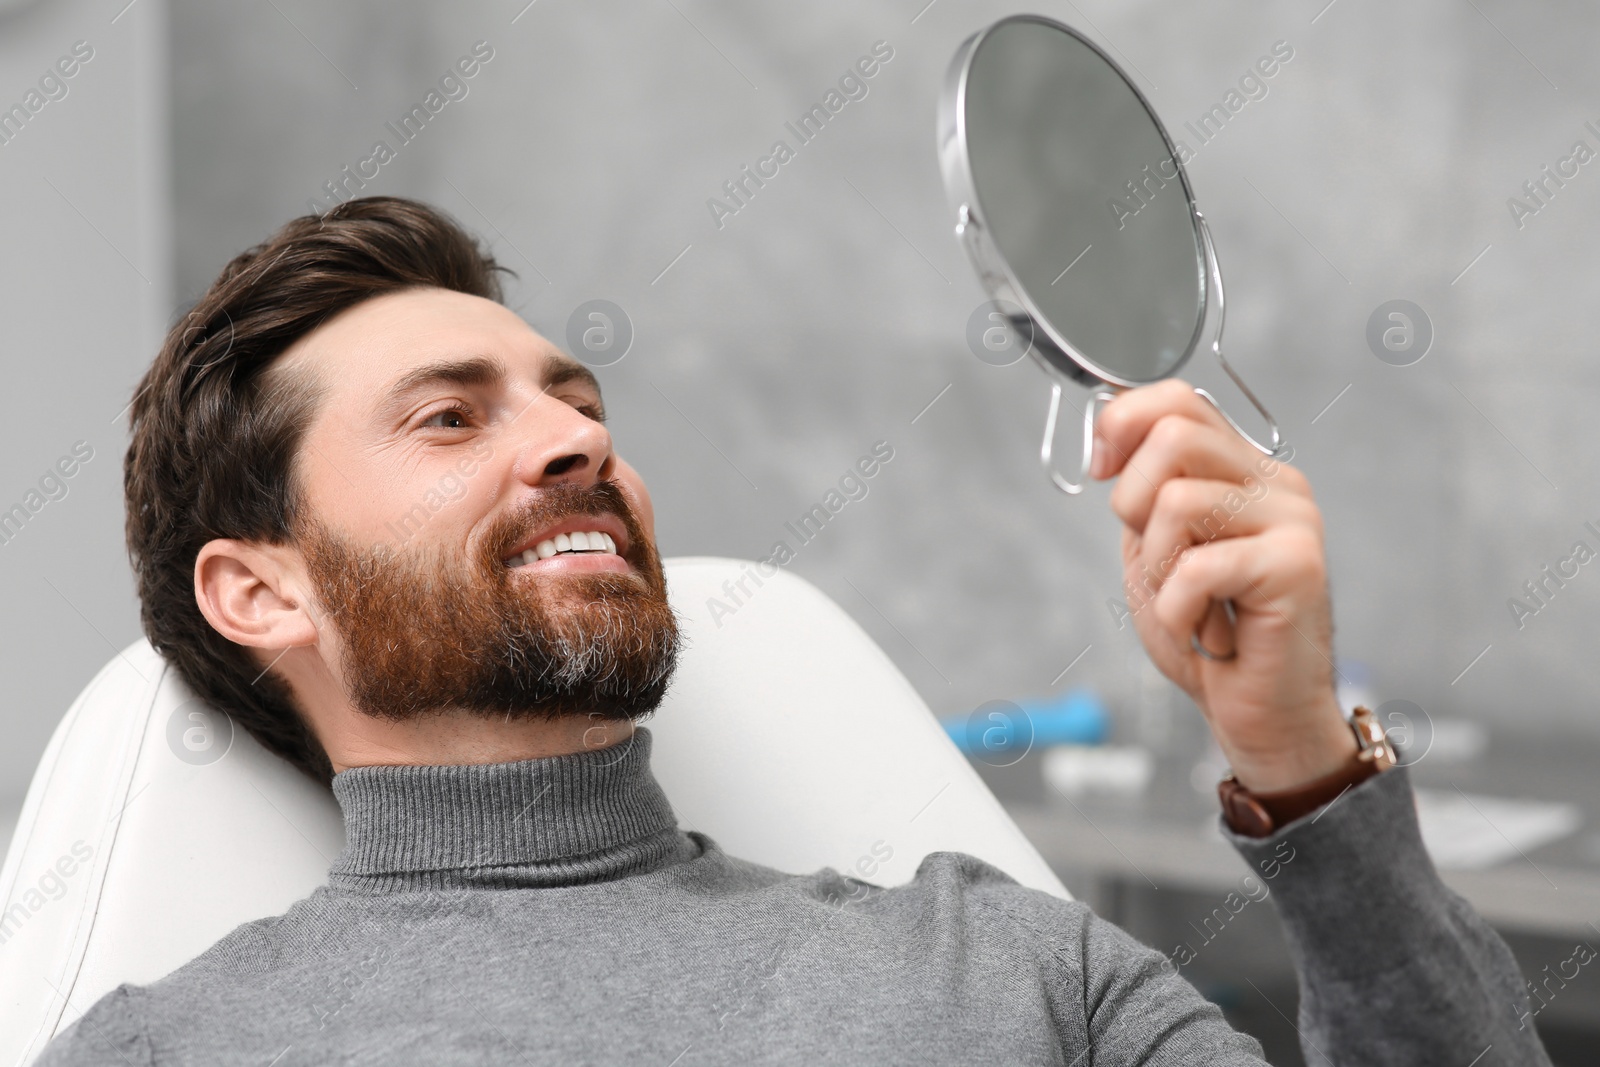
[36,727,1550,1065]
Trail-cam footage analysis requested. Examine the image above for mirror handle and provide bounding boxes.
[1192,209,1288,460]
[1040,382,1117,495]
[1035,212,1281,659]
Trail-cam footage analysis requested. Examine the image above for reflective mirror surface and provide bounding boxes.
[962,17,1204,383]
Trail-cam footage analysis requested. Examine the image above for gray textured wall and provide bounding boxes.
[0,0,170,805]
[6,0,1600,806]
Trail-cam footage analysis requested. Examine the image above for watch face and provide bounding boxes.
[1351,706,1397,768]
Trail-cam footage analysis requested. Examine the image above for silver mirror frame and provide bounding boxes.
[937,13,1286,497]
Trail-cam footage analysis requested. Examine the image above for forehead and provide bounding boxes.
[274,286,589,401]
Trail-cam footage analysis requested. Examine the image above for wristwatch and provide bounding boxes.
[1217,705,1397,838]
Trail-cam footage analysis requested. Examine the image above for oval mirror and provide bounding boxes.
[938,14,1285,494]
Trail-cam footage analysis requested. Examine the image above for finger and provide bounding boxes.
[1092,380,1235,479]
[1109,417,1296,535]
[1136,478,1316,591]
[1148,527,1327,659]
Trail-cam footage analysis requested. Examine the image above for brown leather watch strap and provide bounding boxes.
[1217,706,1396,838]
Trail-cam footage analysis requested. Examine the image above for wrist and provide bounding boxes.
[1219,705,1398,838]
[1219,698,1359,793]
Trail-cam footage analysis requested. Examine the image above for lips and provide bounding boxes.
[500,513,630,568]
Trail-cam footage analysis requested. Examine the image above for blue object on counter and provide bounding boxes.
[943,688,1109,754]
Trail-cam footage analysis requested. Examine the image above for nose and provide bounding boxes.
[511,394,617,487]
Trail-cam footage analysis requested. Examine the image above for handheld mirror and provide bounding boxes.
[937,14,1287,495]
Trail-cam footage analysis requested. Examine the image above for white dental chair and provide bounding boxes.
[0,557,1069,1065]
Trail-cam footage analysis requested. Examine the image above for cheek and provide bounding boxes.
[613,457,656,539]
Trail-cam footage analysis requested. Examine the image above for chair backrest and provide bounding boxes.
[0,556,1067,1064]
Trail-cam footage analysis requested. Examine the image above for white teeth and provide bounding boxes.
[507,531,619,566]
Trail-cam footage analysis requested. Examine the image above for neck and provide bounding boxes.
[319,708,637,774]
[327,725,693,893]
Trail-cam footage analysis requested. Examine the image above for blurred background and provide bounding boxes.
[3,0,1599,1061]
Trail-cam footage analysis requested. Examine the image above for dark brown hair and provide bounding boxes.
[124,196,515,785]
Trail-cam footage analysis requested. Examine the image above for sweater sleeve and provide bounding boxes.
[1068,903,1275,1065]
[975,879,1271,1064]
[31,985,154,1067]
[1223,763,1555,1066]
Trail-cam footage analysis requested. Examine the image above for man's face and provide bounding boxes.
[274,286,678,725]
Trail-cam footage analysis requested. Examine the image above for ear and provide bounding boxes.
[194,538,320,653]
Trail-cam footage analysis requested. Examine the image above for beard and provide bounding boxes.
[295,479,680,727]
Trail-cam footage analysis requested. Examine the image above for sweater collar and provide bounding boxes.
[327,725,691,893]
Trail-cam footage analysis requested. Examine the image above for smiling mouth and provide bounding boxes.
[502,530,619,568]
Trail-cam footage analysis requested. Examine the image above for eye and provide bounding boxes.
[557,392,606,423]
[419,403,477,430]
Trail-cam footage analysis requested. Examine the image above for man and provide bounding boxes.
[39,197,1550,1064]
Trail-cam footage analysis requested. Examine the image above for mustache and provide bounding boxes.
[487,479,646,565]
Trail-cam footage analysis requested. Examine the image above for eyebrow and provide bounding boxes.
[545,358,600,395]
[377,354,601,418]
[382,355,505,404]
